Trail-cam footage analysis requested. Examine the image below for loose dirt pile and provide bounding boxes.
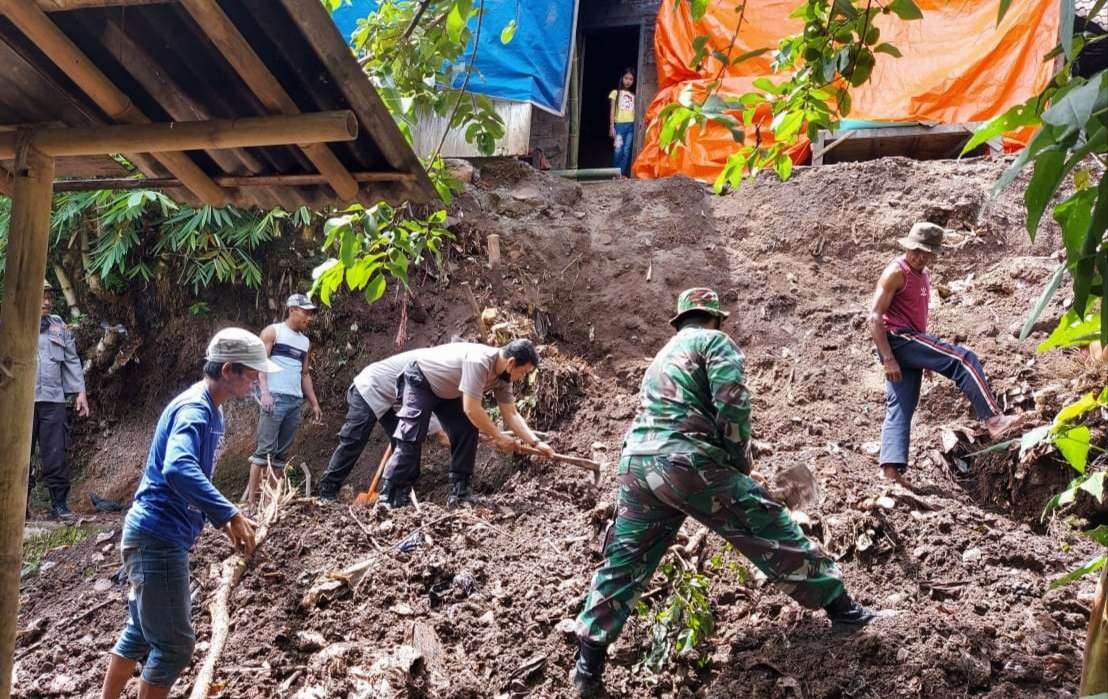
[16,156,1107,697]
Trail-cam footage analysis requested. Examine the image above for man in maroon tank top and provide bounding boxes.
[867,222,1025,488]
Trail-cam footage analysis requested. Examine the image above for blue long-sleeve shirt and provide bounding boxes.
[124,381,238,550]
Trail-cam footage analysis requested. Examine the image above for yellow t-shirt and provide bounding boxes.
[609,89,635,123]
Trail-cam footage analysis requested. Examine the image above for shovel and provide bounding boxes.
[353,443,394,507]
[514,443,602,484]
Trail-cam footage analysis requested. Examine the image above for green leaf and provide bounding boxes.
[1061,0,1075,59]
[997,0,1014,25]
[1053,392,1102,427]
[1019,425,1052,459]
[1042,78,1100,131]
[687,0,710,20]
[1024,150,1067,239]
[1055,425,1091,473]
[1073,174,1108,316]
[1020,264,1065,341]
[446,3,467,43]
[888,0,923,20]
[1037,304,1101,351]
[963,101,1041,155]
[500,19,517,45]
[833,0,860,19]
[874,43,903,58]
[1056,188,1098,265]
[1049,554,1106,589]
[363,274,387,304]
[1081,471,1105,501]
[729,47,771,66]
[1084,524,1108,546]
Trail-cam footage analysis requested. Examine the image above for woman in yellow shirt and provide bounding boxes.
[608,68,636,177]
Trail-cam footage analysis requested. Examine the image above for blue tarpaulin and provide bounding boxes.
[330,1,578,115]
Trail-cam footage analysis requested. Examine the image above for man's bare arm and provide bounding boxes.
[868,264,904,382]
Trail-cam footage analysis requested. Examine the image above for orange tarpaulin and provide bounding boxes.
[634,0,1060,181]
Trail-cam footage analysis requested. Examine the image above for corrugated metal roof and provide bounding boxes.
[0,0,436,208]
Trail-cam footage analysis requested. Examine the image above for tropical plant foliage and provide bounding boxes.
[661,0,921,191]
[0,190,308,294]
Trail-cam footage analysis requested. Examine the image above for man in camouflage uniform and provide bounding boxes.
[32,280,89,522]
[570,288,879,695]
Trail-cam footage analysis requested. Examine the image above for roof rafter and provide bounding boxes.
[179,0,360,202]
[0,0,229,205]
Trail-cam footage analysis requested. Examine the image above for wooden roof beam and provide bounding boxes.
[37,0,174,10]
[0,0,229,206]
[54,170,416,191]
[179,0,360,202]
[0,111,358,159]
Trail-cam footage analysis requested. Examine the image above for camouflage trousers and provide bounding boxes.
[575,453,846,645]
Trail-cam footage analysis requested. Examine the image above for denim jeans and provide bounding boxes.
[250,393,303,468]
[111,529,195,688]
[879,330,1001,468]
[613,122,634,177]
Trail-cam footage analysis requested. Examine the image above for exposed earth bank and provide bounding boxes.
[15,156,1107,698]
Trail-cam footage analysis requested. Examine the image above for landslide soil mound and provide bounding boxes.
[15,157,1106,698]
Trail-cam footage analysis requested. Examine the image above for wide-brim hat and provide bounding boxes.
[206,327,282,373]
[669,287,731,328]
[898,221,945,255]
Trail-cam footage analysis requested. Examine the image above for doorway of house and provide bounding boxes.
[578,25,640,171]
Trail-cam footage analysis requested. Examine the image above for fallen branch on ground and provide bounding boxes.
[188,477,296,699]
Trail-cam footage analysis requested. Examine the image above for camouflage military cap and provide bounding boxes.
[669,287,730,327]
[43,279,53,290]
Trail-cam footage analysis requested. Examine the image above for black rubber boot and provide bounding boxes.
[569,638,607,697]
[447,474,476,508]
[317,486,338,502]
[380,479,412,509]
[825,593,877,629]
[49,487,77,524]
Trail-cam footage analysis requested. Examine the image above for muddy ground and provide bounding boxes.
[14,156,1108,697]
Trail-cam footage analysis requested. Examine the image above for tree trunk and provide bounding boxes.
[0,147,55,699]
[51,263,80,318]
[1080,560,1108,696]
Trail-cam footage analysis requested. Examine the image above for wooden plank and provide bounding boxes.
[412,100,532,158]
[276,0,437,203]
[0,146,55,699]
[0,0,228,205]
[0,111,359,159]
[179,0,359,201]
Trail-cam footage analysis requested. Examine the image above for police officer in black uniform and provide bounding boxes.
[32,280,89,522]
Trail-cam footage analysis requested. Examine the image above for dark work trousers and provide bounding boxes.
[30,402,70,491]
[318,385,399,495]
[382,363,479,486]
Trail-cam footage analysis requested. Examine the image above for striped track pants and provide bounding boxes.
[879,330,1000,467]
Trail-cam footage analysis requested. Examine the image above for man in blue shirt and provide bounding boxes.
[99,328,279,699]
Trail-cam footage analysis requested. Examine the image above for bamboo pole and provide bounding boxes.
[0,111,358,160]
[0,146,55,699]
[1081,562,1108,695]
[179,0,360,202]
[53,170,416,192]
[0,0,227,206]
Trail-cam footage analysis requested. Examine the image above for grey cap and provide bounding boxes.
[898,222,945,255]
[286,293,317,310]
[205,328,281,373]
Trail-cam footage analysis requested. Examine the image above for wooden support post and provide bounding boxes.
[1081,562,1108,695]
[0,147,55,699]
[179,0,360,202]
[0,0,228,206]
[38,0,171,9]
[0,111,359,159]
